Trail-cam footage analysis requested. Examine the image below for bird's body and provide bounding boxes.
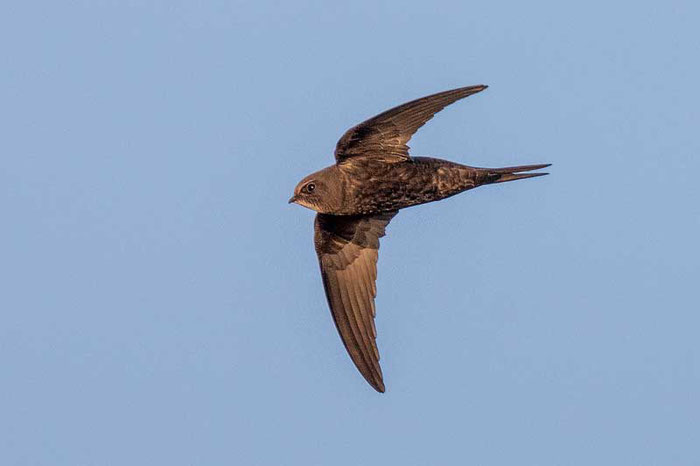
[302,157,547,215]
[290,85,549,392]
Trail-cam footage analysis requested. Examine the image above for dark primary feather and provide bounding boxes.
[314,211,397,393]
[334,85,487,164]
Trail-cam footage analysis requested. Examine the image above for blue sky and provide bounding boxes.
[2,1,699,464]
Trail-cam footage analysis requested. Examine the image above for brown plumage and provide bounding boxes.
[289,85,549,392]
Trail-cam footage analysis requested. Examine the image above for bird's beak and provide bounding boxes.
[288,195,297,204]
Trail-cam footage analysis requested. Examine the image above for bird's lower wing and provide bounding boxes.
[314,211,397,392]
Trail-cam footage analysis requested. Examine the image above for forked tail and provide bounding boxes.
[480,163,551,184]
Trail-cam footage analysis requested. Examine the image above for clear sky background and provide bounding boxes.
[2,1,699,465]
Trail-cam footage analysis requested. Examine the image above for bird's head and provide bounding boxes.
[288,167,341,213]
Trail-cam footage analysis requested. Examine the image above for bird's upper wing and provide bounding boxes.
[314,211,397,392]
[334,85,487,164]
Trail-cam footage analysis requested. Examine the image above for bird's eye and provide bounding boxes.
[306,183,316,193]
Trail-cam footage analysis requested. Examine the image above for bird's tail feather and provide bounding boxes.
[482,163,551,184]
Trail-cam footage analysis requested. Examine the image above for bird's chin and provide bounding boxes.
[292,199,323,213]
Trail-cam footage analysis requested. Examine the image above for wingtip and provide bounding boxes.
[364,372,385,393]
[469,84,488,93]
[365,372,385,392]
[455,84,488,95]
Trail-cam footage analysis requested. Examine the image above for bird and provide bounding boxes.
[289,85,549,393]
